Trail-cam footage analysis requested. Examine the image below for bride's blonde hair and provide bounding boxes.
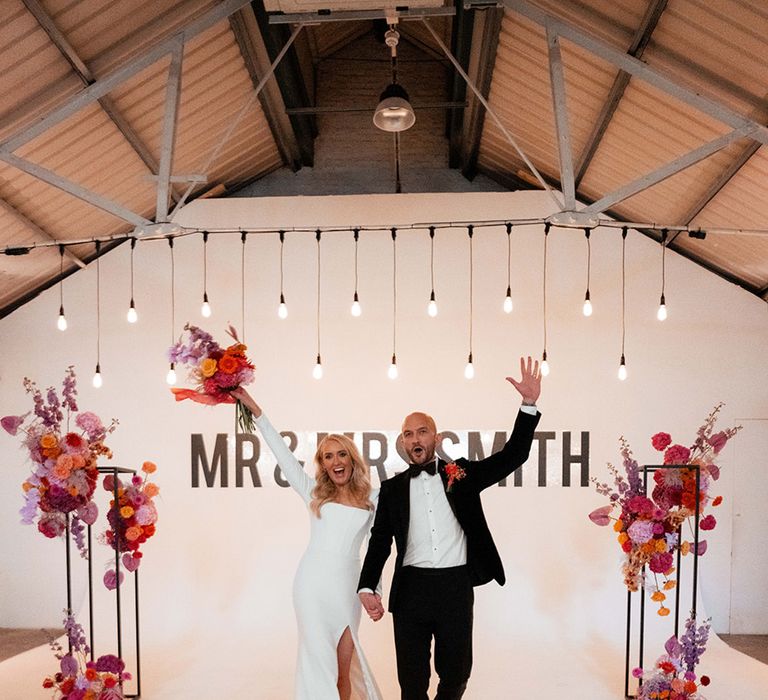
[310,434,373,517]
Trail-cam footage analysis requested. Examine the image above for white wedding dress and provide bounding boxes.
[254,413,383,700]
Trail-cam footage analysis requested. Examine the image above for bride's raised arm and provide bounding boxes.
[231,387,314,503]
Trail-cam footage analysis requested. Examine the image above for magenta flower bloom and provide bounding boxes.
[649,551,674,574]
[664,444,691,465]
[651,432,672,451]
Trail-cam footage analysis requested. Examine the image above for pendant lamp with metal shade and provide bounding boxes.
[373,27,415,133]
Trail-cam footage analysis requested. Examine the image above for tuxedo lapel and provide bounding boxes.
[395,471,411,541]
[438,460,461,521]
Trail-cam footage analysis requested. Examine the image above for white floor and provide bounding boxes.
[2,603,767,699]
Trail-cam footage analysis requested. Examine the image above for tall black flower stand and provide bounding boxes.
[623,464,701,699]
[64,466,142,698]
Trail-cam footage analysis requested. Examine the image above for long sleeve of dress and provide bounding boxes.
[254,412,314,504]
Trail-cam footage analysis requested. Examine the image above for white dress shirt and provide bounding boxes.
[404,466,466,568]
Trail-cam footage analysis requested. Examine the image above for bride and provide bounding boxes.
[232,388,383,700]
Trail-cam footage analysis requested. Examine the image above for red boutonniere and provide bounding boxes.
[444,462,466,492]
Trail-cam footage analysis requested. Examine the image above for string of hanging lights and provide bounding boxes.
[26,214,752,389]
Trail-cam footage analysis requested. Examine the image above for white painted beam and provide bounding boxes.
[0,153,151,227]
[581,126,755,215]
[546,27,575,210]
[156,39,184,222]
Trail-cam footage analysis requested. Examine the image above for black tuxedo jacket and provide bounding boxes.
[358,409,540,613]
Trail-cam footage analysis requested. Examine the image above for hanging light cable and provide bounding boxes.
[166,237,177,385]
[503,223,513,314]
[278,230,288,319]
[92,241,103,388]
[241,230,247,340]
[618,227,628,381]
[541,223,550,377]
[427,226,438,317]
[657,229,668,321]
[351,228,362,317]
[313,230,323,379]
[465,225,475,379]
[57,244,67,330]
[583,227,593,317]
[127,237,138,323]
[201,231,211,318]
[388,228,399,379]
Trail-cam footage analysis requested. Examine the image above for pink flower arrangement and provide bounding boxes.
[168,323,256,431]
[2,368,117,557]
[44,611,131,699]
[101,462,160,589]
[633,614,712,699]
[590,404,740,614]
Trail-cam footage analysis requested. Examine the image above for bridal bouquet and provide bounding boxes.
[102,461,159,589]
[168,323,256,431]
[632,614,711,699]
[2,367,117,556]
[589,404,740,614]
[44,611,131,699]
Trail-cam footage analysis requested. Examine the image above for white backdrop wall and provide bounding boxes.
[1,191,767,698]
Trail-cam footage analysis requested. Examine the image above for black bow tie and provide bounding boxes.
[408,461,437,478]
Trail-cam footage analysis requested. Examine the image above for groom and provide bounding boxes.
[357,356,542,699]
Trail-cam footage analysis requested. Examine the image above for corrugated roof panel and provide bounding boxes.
[648,0,768,115]
[47,0,220,71]
[0,1,83,141]
[308,21,369,59]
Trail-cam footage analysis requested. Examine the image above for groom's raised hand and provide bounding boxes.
[359,591,384,622]
[506,355,541,406]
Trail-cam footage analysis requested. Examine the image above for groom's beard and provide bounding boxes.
[406,444,435,464]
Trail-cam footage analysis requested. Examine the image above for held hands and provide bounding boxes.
[358,592,384,622]
[506,356,541,406]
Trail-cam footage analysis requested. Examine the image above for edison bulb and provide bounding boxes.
[127,304,138,323]
[312,362,323,380]
[541,359,550,377]
[618,361,627,381]
[503,295,513,314]
[201,300,212,318]
[351,300,362,317]
[278,302,288,319]
[657,303,667,321]
[92,369,103,388]
[388,362,398,380]
[166,365,177,385]
[464,361,475,379]
[428,299,438,317]
[583,298,593,317]
[57,313,68,331]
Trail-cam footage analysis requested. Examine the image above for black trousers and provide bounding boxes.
[392,565,474,700]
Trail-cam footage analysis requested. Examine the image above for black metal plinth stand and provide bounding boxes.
[64,466,142,698]
[624,464,700,699]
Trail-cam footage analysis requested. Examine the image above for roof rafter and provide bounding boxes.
[574,0,669,187]
[156,38,184,222]
[229,6,303,170]
[459,6,503,179]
